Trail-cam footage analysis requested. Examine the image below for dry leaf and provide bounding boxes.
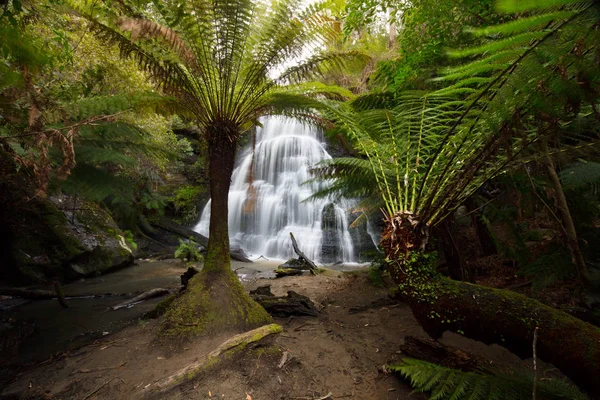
[246,392,252,400]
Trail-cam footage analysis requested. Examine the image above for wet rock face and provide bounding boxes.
[321,203,381,263]
[320,203,342,263]
[348,213,380,262]
[8,195,134,283]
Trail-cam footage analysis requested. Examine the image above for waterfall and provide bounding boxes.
[193,117,357,263]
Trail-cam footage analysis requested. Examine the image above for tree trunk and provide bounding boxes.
[387,7,396,48]
[438,220,471,282]
[398,276,600,397]
[204,131,237,272]
[465,198,496,257]
[399,336,497,375]
[152,217,252,262]
[541,141,590,284]
[160,124,271,336]
[382,220,600,396]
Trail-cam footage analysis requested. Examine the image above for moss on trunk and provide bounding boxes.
[161,122,271,336]
[400,276,600,396]
[161,269,272,336]
[387,249,600,396]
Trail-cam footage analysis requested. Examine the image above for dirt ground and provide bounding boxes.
[1,271,528,400]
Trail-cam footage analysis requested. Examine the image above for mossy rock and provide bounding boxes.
[6,195,133,283]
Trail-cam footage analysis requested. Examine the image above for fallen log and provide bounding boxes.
[0,288,56,299]
[111,288,171,310]
[251,286,318,317]
[147,324,282,394]
[289,232,317,272]
[274,267,303,278]
[152,217,252,262]
[399,276,600,396]
[399,336,497,375]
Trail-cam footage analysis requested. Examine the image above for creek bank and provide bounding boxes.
[2,272,547,400]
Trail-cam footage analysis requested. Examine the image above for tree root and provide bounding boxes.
[146,323,282,395]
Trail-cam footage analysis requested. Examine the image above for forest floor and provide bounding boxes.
[1,271,531,400]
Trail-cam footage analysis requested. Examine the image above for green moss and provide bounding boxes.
[143,294,177,320]
[12,199,85,281]
[160,269,272,337]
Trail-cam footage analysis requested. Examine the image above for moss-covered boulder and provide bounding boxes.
[5,195,133,283]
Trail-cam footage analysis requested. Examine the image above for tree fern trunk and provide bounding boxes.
[383,218,600,396]
[160,123,272,336]
[203,126,237,272]
[400,276,600,397]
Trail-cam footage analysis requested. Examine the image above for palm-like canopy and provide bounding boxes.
[316,0,600,259]
[70,0,357,133]
[69,0,361,265]
[66,0,363,335]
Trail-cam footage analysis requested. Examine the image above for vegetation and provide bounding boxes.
[390,358,588,400]
[174,238,203,263]
[2,0,600,397]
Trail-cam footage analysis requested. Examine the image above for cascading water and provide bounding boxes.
[193,117,358,263]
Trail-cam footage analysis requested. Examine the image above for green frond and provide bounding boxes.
[560,161,600,191]
[276,50,370,84]
[60,163,133,202]
[390,358,589,400]
[280,82,356,101]
[496,0,593,13]
[447,31,547,58]
[59,92,176,120]
[468,11,575,36]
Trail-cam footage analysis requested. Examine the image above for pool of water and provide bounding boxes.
[0,258,367,363]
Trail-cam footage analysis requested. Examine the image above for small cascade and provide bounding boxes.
[193,117,358,263]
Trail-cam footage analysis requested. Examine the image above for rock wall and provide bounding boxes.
[3,195,133,283]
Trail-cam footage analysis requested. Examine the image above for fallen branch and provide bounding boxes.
[111,288,171,310]
[148,324,283,394]
[403,276,600,396]
[83,377,116,400]
[0,288,56,299]
[398,336,497,375]
[72,360,127,375]
[289,232,318,272]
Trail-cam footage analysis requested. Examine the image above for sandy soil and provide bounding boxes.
[1,272,528,400]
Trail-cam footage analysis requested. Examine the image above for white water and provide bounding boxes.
[193,117,356,263]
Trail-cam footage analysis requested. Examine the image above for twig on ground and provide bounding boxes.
[82,377,116,400]
[533,326,539,400]
[72,360,127,375]
[278,351,290,369]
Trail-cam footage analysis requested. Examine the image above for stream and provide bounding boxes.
[0,258,367,364]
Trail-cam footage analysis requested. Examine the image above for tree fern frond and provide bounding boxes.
[116,17,198,68]
[276,50,370,85]
[390,358,589,400]
[447,31,547,58]
[497,0,593,13]
[468,11,576,36]
[59,92,176,120]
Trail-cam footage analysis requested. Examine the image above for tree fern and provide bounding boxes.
[390,358,589,400]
